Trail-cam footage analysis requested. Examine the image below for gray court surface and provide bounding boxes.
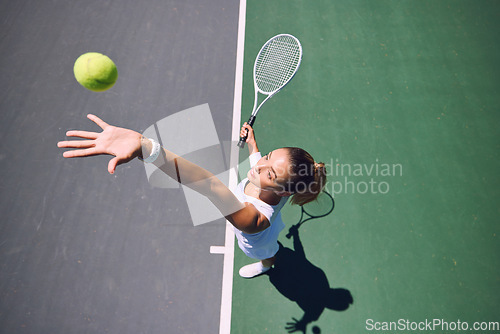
[0,1,239,333]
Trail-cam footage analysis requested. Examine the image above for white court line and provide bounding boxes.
[210,246,226,255]
[216,1,247,334]
[210,0,247,334]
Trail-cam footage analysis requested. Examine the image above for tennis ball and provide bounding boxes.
[73,52,118,92]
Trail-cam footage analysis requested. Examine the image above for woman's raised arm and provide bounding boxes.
[57,114,266,233]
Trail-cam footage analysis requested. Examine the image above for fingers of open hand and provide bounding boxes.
[87,114,109,130]
[108,156,120,174]
[61,147,99,158]
[58,132,101,158]
[64,130,99,139]
[58,139,95,150]
[58,129,103,158]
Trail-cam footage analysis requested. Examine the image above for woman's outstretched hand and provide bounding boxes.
[57,114,143,174]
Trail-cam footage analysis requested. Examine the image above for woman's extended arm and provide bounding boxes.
[58,114,268,233]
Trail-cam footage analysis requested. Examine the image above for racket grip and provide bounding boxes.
[237,115,256,149]
[237,137,247,148]
[286,223,301,239]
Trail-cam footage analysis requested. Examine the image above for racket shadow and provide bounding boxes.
[267,227,353,334]
[286,191,335,239]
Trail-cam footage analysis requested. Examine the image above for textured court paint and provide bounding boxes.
[232,1,499,333]
[0,1,239,333]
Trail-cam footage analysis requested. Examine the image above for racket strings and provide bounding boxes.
[255,35,301,93]
[302,192,335,218]
[257,41,300,91]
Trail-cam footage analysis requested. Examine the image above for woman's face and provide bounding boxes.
[247,148,292,194]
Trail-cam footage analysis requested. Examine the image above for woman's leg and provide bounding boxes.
[261,256,276,268]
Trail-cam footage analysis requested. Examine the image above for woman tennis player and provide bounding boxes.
[58,114,326,278]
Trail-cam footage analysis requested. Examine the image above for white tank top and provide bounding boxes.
[232,152,288,260]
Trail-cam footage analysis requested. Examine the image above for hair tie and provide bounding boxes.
[314,162,326,175]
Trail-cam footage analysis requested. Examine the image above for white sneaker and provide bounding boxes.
[239,262,271,278]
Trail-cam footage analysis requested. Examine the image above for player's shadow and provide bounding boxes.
[266,226,353,334]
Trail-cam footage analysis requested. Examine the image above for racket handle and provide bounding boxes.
[237,115,256,149]
[237,136,247,148]
[286,224,300,239]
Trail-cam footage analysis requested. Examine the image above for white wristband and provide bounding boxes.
[141,138,161,164]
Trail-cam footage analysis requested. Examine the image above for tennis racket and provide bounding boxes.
[286,191,335,238]
[238,34,303,148]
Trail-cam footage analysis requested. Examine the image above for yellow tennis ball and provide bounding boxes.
[73,52,118,92]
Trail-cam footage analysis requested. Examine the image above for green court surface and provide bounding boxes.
[232,1,499,333]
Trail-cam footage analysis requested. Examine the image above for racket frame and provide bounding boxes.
[286,191,335,238]
[238,34,303,148]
